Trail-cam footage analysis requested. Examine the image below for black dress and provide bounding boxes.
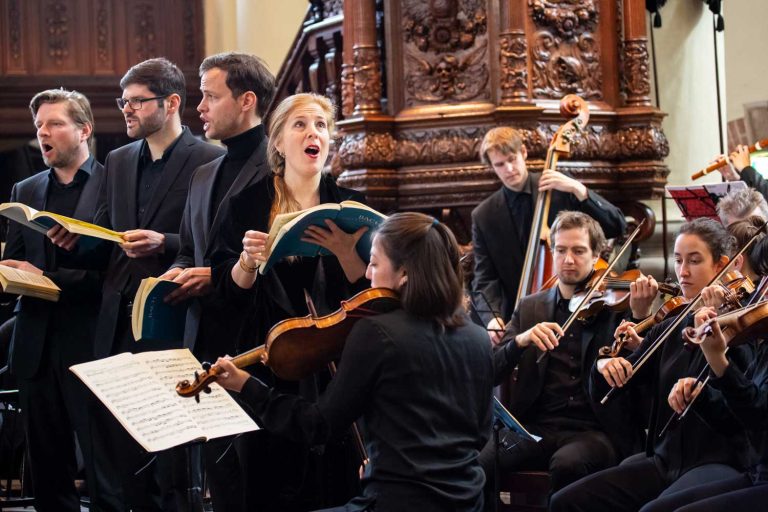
[210,173,372,511]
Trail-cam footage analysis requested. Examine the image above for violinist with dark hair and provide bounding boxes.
[480,211,645,509]
[213,212,494,512]
[551,218,755,512]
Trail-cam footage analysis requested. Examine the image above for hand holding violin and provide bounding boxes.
[212,357,251,393]
[668,377,704,415]
[629,274,658,319]
[700,284,727,310]
[693,306,730,377]
[486,317,505,346]
[516,321,563,352]
[612,320,643,352]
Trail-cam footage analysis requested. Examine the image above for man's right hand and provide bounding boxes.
[47,225,80,251]
[598,357,634,388]
[515,322,563,352]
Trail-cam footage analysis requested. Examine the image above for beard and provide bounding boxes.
[42,141,80,169]
[125,107,165,139]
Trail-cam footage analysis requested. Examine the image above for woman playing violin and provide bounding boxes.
[551,218,754,512]
[214,212,494,512]
[210,93,370,510]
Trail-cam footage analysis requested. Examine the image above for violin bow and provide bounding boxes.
[304,288,370,468]
[535,219,645,364]
[601,220,768,404]
[657,275,768,437]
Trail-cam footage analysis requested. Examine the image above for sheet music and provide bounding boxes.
[135,349,259,440]
[70,352,204,452]
[71,349,258,452]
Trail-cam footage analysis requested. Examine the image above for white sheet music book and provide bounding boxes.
[70,349,259,452]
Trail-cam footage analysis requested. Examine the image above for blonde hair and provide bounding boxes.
[479,126,524,165]
[267,93,336,226]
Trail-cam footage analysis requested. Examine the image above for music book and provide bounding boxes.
[70,348,259,453]
[493,397,541,442]
[0,202,125,247]
[665,181,748,222]
[260,200,386,274]
[0,264,60,302]
[132,278,189,342]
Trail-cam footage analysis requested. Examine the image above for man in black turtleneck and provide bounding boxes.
[160,52,275,512]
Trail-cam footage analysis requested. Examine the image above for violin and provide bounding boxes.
[683,300,768,348]
[515,95,590,307]
[175,287,400,399]
[599,293,688,357]
[691,138,768,180]
[597,270,753,358]
[568,268,680,320]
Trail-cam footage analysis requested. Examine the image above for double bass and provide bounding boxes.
[515,94,591,308]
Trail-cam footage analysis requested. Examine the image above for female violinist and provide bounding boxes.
[550,218,754,512]
[214,212,494,512]
[210,92,370,510]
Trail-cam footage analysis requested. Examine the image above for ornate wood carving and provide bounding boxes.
[45,1,70,66]
[133,2,157,62]
[338,132,396,167]
[182,1,197,68]
[499,30,529,103]
[352,45,382,114]
[401,0,489,106]
[8,0,22,65]
[530,0,602,100]
[95,0,110,67]
[622,38,651,105]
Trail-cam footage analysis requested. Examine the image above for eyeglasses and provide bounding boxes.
[115,95,167,110]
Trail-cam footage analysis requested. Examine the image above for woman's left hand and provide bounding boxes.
[302,219,368,258]
[213,357,251,393]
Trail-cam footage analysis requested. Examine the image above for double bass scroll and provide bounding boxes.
[515,95,590,308]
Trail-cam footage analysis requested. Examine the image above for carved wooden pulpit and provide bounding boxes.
[276,0,668,244]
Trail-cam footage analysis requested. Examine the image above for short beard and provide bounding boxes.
[127,106,165,139]
[43,144,79,169]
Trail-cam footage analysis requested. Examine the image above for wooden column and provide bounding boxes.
[622,0,652,106]
[352,0,382,115]
[499,0,530,104]
[340,0,356,118]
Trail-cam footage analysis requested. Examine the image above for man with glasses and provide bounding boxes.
[50,57,224,511]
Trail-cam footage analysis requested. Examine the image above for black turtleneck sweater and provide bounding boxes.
[210,124,266,224]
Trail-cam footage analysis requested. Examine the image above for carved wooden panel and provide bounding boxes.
[0,0,206,152]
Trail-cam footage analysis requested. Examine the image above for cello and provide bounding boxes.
[515,94,591,308]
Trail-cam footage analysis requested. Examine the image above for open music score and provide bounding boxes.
[70,349,258,452]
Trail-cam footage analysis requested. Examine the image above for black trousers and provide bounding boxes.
[18,344,97,512]
[550,453,744,512]
[676,479,768,512]
[89,306,203,511]
[203,435,244,512]
[478,423,617,511]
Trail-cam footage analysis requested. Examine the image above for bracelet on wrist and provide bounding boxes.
[239,252,257,273]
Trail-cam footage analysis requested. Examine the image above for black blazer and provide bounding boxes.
[171,132,271,360]
[73,128,225,358]
[6,160,104,378]
[494,286,643,459]
[471,172,626,322]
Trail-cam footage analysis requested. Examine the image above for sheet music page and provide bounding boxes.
[135,349,259,440]
[70,352,205,452]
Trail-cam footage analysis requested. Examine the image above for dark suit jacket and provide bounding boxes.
[6,159,104,378]
[471,172,626,322]
[494,286,643,459]
[741,166,768,200]
[69,128,225,358]
[171,132,271,361]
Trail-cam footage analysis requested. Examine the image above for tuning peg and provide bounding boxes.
[194,395,200,404]
[202,361,212,371]
[204,386,212,394]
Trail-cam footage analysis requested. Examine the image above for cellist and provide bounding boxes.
[471,126,626,343]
